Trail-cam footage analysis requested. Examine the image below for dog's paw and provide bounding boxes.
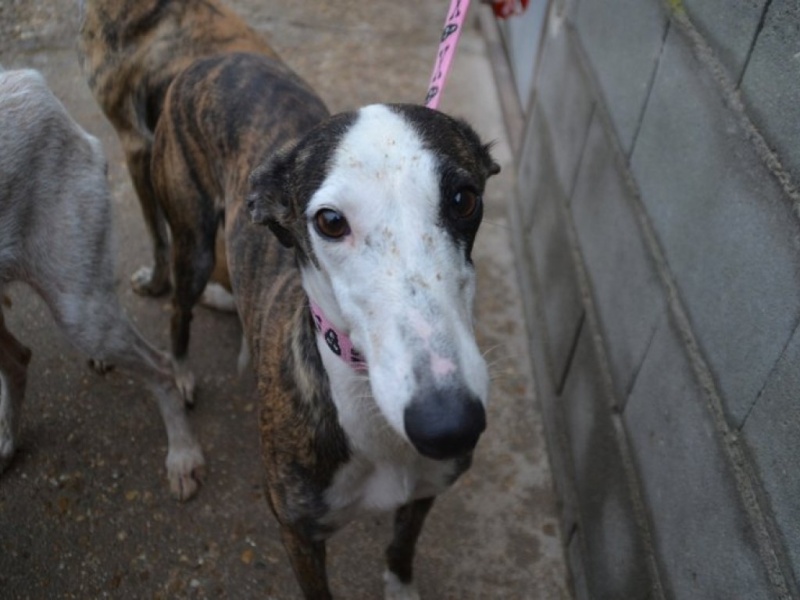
[383,571,421,600]
[175,368,196,407]
[166,445,206,501]
[88,358,115,375]
[131,266,170,297]
[200,282,237,313]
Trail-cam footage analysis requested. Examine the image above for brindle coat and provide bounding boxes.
[79,0,276,296]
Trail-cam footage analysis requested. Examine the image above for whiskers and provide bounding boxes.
[481,342,517,383]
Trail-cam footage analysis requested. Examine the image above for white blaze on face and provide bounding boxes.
[301,104,489,441]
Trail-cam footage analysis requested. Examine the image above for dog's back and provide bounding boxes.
[153,52,327,215]
[79,0,287,297]
[151,51,329,292]
[0,69,111,285]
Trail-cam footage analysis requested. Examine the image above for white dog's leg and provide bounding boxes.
[51,290,205,500]
[146,379,206,500]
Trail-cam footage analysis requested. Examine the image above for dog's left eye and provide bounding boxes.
[314,208,351,240]
[450,189,481,220]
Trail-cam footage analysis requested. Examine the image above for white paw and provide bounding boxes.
[383,571,420,600]
[174,364,196,407]
[130,265,169,296]
[200,282,237,313]
[166,444,206,501]
[131,266,154,292]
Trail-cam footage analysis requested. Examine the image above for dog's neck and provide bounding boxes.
[309,300,367,372]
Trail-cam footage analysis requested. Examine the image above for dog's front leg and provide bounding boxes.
[280,525,333,600]
[384,497,436,600]
[0,310,32,472]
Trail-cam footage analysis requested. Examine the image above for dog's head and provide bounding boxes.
[248,104,499,460]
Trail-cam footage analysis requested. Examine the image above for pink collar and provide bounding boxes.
[309,300,368,372]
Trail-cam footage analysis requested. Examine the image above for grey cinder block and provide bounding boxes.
[624,316,773,599]
[575,0,668,155]
[571,113,665,404]
[535,18,594,196]
[682,0,767,82]
[740,0,800,189]
[630,26,800,428]
[527,151,584,390]
[562,327,655,599]
[743,321,800,584]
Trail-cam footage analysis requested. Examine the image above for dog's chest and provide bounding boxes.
[322,443,457,528]
[320,374,459,527]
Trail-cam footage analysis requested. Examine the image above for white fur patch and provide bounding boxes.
[200,282,237,312]
[383,570,421,600]
[320,341,458,526]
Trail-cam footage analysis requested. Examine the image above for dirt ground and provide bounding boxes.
[0,1,569,598]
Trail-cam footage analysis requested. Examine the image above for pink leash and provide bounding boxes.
[424,0,471,109]
[424,0,529,109]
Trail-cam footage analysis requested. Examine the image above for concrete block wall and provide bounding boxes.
[508,0,800,597]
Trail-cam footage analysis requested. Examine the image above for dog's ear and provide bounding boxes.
[451,116,501,179]
[247,147,297,248]
[484,142,501,178]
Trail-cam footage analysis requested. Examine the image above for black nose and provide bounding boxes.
[404,388,486,460]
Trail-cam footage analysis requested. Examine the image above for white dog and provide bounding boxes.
[0,68,204,500]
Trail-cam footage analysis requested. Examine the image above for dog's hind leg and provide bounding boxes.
[383,497,436,600]
[0,308,32,474]
[169,219,219,405]
[200,227,237,313]
[121,134,172,297]
[279,525,333,599]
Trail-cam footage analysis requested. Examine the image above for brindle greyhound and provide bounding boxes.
[0,68,204,500]
[79,1,499,597]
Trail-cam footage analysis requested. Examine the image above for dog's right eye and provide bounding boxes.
[314,208,351,240]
